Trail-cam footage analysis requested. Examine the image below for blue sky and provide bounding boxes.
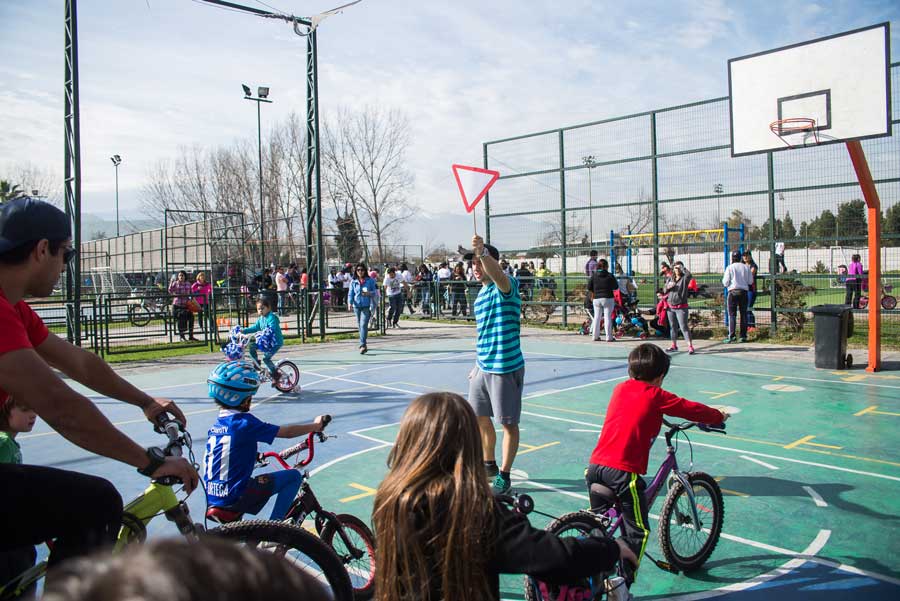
[1,0,898,234]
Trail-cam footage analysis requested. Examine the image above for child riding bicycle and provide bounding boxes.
[204,360,327,521]
[243,296,283,382]
[585,344,728,576]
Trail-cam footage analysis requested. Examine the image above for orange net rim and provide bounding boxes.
[769,117,817,136]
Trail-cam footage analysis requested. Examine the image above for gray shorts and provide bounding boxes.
[467,366,525,425]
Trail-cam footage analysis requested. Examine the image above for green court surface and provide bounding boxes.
[22,329,900,600]
[296,334,900,600]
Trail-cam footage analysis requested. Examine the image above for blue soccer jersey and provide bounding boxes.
[204,410,279,507]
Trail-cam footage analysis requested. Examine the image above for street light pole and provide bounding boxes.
[243,84,272,270]
[714,183,724,225]
[110,154,122,237]
[582,155,596,246]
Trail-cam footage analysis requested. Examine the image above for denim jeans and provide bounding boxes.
[354,305,372,346]
[250,344,281,377]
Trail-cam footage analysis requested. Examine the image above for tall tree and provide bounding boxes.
[782,211,797,241]
[884,203,900,240]
[343,107,414,263]
[836,198,867,240]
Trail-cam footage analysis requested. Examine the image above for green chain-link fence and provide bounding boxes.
[484,63,900,346]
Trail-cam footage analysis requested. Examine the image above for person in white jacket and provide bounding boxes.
[722,251,753,343]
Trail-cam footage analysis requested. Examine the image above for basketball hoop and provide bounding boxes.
[769,117,819,148]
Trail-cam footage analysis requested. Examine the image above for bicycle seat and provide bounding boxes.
[206,507,243,524]
[589,483,617,512]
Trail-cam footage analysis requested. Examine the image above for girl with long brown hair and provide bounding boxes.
[373,392,627,601]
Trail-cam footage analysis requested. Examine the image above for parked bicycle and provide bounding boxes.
[859,281,897,310]
[522,419,728,600]
[126,287,171,327]
[206,416,376,600]
[224,328,301,393]
[0,414,353,601]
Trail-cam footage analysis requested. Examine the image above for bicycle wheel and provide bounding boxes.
[128,304,152,327]
[275,360,300,393]
[208,520,353,601]
[522,512,608,601]
[658,472,724,572]
[882,295,897,310]
[320,514,376,601]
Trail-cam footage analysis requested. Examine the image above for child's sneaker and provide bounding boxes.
[270,370,283,388]
[739,337,748,343]
[688,345,695,355]
[666,345,678,353]
[722,336,734,343]
[491,473,511,495]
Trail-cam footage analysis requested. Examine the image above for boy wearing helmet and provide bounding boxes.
[204,361,326,520]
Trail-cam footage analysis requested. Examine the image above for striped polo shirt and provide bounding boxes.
[474,277,524,374]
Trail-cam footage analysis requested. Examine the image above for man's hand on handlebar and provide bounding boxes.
[142,397,187,427]
[151,456,200,494]
[313,414,332,433]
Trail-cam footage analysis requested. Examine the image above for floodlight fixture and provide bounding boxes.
[258,86,269,99]
[242,84,251,97]
[110,154,122,166]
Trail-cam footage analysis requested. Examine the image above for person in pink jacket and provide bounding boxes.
[191,272,212,333]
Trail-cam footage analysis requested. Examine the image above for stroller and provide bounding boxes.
[613,290,649,339]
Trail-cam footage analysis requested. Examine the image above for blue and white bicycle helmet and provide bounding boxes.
[208,360,260,407]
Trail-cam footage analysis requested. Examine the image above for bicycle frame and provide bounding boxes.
[116,481,197,550]
[600,430,703,535]
[258,431,365,560]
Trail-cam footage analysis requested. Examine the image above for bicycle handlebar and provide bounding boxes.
[662,419,727,434]
[259,415,333,469]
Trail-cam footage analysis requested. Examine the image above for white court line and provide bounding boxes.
[300,352,458,388]
[802,485,828,507]
[522,409,900,482]
[303,371,420,397]
[524,350,900,390]
[308,440,391,476]
[740,455,780,470]
[525,376,628,400]
[350,421,402,435]
[569,428,601,433]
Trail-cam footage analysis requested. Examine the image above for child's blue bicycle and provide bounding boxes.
[223,327,300,393]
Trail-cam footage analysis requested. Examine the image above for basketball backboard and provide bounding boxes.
[728,23,891,157]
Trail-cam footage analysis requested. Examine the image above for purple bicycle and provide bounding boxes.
[524,419,727,600]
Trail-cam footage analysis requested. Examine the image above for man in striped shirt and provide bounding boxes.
[466,235,525,494]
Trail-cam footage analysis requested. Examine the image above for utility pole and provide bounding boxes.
[243,84,272,270]
[582,155,597,246]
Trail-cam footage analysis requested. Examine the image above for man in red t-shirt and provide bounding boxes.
[0,198,198,579]
[585,344,728,573]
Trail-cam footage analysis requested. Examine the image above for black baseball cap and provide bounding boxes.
[459,243,500,261]
[0,197,71,254]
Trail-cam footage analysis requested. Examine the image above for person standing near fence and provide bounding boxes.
[845,253,863,308]
[191,272,212,334]
[722,251,752,343]
[664,263,694,354]
[169,271,196,341]
[383,267,404,328]
[775,241,787,274]
[348,263,378,354]
[742,251,758,329]
[450,262,469,316]
[585,249,599,279]
[275,266,288,315]
[587,258,617,342]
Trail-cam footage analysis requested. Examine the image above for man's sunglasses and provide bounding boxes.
[63,247,77,264]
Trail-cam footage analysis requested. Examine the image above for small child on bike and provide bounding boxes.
[0,396,39,589]
[204,361,327,521]
[243,296,284,383]
[585,344,728,575]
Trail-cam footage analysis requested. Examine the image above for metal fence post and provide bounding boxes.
[650,112,660,296]
[767,151,778,333]
[558,129,568,327]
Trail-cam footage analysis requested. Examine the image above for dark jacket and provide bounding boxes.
[588,270,618,299]
[425,500,620,601]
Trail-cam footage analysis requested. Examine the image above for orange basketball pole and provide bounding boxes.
[845,140,881,372]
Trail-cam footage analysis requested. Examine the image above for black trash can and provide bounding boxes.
[810,304,854,369]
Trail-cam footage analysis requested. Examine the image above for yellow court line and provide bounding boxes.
[699,390,738,400]
[714,477,750,498]
[784,435,816,449]
[804,441,843,450]
[855,405,879,416]
[524,401,604,417]
[518,441,561,456]
[772,376,784,381]
[393,381,442,390]
[339,482,378,503]
[873,409,900,417]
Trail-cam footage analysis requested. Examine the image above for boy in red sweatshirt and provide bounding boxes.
[585,343,728,572]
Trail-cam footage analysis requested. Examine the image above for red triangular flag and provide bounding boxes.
[452,164,500,213]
